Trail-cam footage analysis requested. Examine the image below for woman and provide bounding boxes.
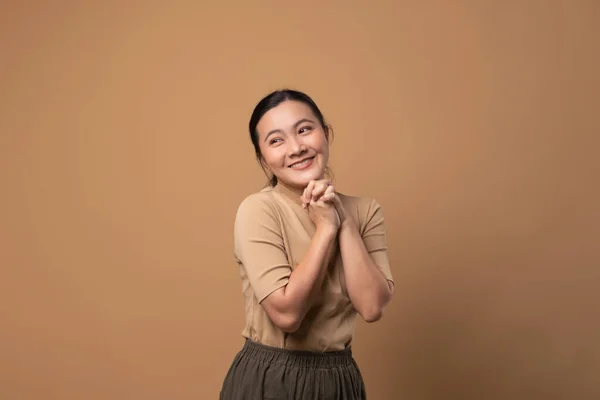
[220,89,395,399]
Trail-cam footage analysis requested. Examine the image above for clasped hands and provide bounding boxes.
[300,179,348,231]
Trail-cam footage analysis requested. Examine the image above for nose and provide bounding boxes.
[287,136,306,157]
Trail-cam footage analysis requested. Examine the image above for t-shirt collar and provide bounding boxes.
[273,182,305,206]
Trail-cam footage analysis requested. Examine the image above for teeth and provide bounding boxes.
[291,158,312,168]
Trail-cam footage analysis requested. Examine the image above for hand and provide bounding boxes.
[302,180,348,225]
[304,188,340,233]
[329,193,348,226]
[307,197,340,233]
[301,179,332,208]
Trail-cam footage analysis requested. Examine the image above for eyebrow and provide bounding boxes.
[263,118,316,143]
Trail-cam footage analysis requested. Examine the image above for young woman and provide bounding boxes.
[220,89,395,399]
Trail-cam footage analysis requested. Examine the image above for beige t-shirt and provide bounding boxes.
[233,183,394,352]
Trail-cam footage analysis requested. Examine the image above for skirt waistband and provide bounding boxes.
[240,339,354,369]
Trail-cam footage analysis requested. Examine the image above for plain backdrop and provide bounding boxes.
[1,1,599,399]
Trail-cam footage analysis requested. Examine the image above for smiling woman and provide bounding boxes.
[249,90,334,188]
[219,89,395,400]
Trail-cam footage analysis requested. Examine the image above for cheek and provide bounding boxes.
[261,147,286,169]
[312,134,329,156]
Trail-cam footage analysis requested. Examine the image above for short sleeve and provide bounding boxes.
[234,194,291,303]
[360,199,394,283]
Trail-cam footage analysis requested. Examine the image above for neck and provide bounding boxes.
[277,180,304,195]
[273,181,306,205]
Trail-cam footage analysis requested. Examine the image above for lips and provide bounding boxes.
[288,156,315,168]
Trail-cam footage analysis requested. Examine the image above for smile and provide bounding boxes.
[289,157,315,169]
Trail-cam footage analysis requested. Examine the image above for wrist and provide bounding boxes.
[316,224,339,239]
[340,217,357,232]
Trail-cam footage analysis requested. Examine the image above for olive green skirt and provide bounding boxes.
[220,339,367,399]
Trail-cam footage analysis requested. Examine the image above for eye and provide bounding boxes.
[269,138,283,145]
[298,126,313,134]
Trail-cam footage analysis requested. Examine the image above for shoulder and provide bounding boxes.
[338,192,383,213]
[233,188,285,243]
[235,187,280,220]
[337,191,386,229]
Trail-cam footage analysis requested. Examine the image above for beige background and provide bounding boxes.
[1,1,599,399]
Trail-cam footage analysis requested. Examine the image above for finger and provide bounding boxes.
[321,192,335,202]
[304,181,315,205]
[301,188,309,208]
[317,186,335,202]
[313,193,337,206]
[311,182,330,202]
[331,194,343,212]
[301,187,310,208]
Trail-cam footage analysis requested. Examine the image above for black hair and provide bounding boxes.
[248,89,332,187]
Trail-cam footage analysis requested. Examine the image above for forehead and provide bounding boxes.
[256,100,316,135]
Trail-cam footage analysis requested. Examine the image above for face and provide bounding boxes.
[256,100,329,190]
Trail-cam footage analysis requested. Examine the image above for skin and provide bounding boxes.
[256,100,331,192]
[254,100,394,332]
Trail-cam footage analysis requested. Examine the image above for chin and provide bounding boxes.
[289,172,325,188]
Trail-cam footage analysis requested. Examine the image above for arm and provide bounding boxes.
[300,181,395,322]
[261,225,337,332]
[337,215,394,322]
[234,193,339,334]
